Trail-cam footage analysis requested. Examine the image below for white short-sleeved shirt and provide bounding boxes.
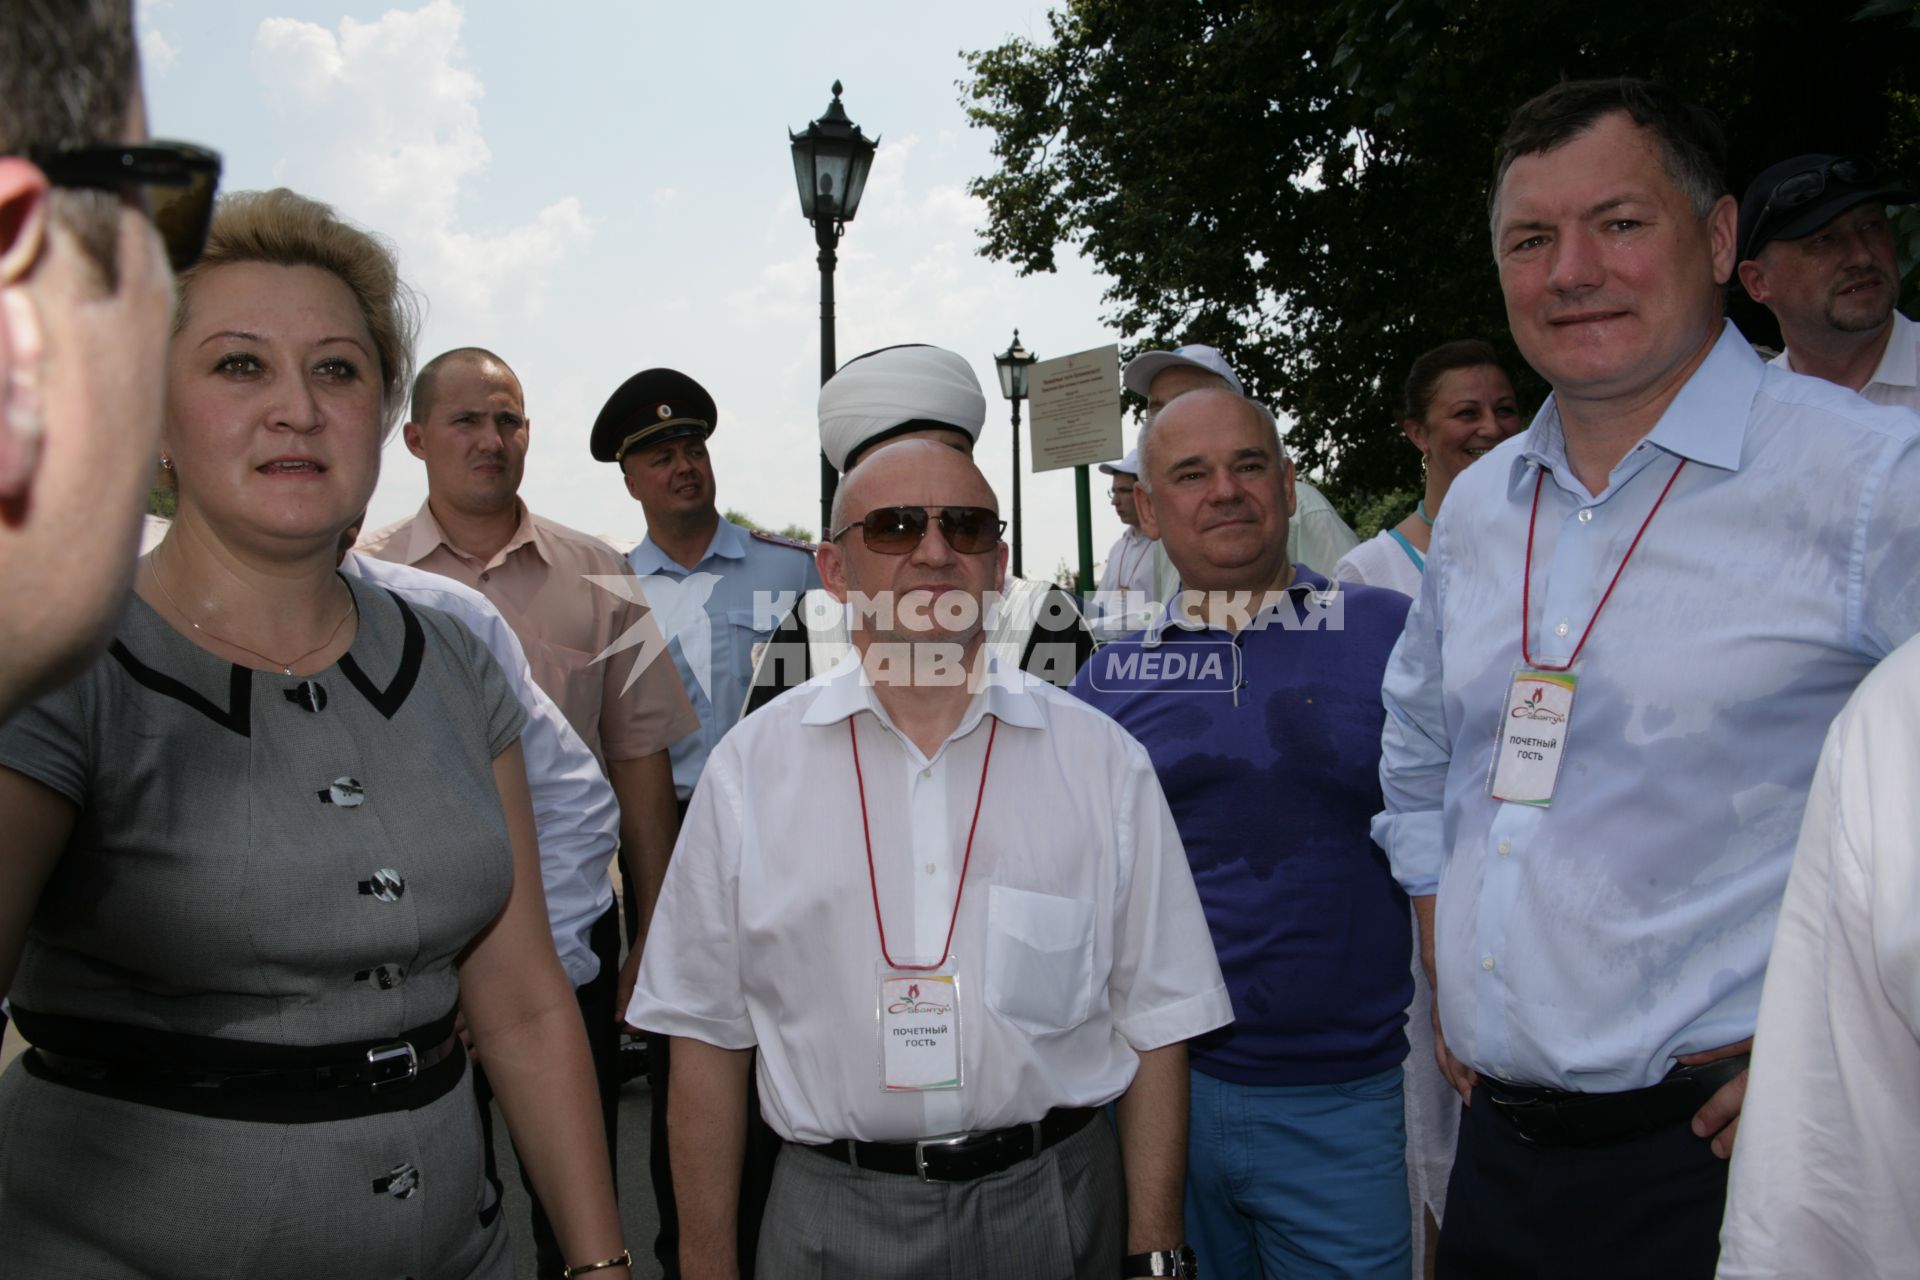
[343,551,620,987]
[1772,309,1920,413]
[1717,634,1920,1278]
[1333,528,1425,598]
[629,653,1232,1144]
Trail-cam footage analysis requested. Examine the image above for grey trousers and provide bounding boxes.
[757,1115,1125,1278]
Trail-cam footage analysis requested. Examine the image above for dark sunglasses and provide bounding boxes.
[29,140,222,271]
[1746,157,1878,257]
[829,505,1007,555]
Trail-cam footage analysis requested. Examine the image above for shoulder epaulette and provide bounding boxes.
[750,528,817,553]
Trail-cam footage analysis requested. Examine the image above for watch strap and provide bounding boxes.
[1121,1244,1196,1277]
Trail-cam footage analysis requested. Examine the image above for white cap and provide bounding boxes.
[818,344,986,473]
[1121,343,1244,398]
[1097,448,1140,477]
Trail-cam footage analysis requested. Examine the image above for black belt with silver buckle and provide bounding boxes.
[15,1006,466,1123]
[1481,1054,1750,1148]
[803,1106,1100,1182]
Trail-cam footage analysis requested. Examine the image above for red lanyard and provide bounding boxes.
[1522,458,1687,672]
[848,715,999,971]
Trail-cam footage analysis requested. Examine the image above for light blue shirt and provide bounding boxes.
[1373,322,1920,1092]
[627,517,820,798]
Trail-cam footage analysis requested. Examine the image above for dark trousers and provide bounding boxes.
[1437,1083,1730,1279]
[476,903,623,1279]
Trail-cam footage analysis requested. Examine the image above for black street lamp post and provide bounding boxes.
[993,329,1036,578]
[790,81,879,535]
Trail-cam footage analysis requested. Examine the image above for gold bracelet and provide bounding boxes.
[561,1248,632,1278]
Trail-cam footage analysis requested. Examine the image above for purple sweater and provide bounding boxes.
[1072,568,1412,1086]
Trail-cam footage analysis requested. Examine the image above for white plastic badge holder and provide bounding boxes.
[877,963,963,1092]
[1490,669,1577,807]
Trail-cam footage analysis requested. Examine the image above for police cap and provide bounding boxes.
[590,368,718,464]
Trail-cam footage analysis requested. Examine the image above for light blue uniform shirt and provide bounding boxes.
[1373,322,1920,1092]
[627,517,820,799]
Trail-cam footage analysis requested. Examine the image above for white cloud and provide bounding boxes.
[249,0,591,321]
[136,0,177,74]
[651,187,681,209]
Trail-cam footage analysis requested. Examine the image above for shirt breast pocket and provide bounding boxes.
[728,608,772,682]
[984,885,1096,1035]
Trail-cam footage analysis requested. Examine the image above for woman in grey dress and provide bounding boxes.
[0,189,631,1280]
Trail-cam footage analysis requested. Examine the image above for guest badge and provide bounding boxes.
[1490,669,1577,807]
[878,965,963,1092]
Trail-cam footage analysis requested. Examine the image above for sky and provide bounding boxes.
[138,0,1140,579]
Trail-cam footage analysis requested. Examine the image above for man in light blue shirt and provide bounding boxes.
[589,366,818,1279]
[1374,78,1920,1278]
[591,368,822,807]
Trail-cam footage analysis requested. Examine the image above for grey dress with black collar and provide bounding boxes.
[0,575,525,1280]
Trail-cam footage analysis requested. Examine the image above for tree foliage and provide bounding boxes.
[964,0,1920,517]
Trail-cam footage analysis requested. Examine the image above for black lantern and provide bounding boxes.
[790,80,878,231]
[993,329,1037,578]
[791,82,880,536]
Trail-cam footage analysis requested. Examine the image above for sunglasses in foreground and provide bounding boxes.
[30,140,222,272]
[830,505,1007,555]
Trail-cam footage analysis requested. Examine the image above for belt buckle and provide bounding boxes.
[913,1132,973,1182]
[366,1041,419,1092]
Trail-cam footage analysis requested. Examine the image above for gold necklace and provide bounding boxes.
[149,555,357,676]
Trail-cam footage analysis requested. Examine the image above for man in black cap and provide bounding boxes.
[1737,154,1918,408]
[591,369,816,1277]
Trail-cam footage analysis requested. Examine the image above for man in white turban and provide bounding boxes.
[743,344,1093,714]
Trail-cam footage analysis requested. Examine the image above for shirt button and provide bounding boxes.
[1497,1068,1512,1081]
[920,767,933,779]
[480,572,490,583]
[924,862,936,876]
[1577,508,1593,523]
[1481,955,1496,972]
[1554,622,1570,637]
[1497,839,1512,856]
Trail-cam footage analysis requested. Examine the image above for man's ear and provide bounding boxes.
[0,158,51,500]
[1282,456,1298,519]
[1735,258,1771,305]
[402,420,427,460]
[1134,481,1161,541]
[816,540,850,604]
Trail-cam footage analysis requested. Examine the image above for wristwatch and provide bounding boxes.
[1122,1244,1197,1277]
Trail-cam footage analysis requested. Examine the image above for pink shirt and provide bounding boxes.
[358,500,696,764]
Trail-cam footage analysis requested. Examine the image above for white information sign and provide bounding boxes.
[1027,344,1123,474]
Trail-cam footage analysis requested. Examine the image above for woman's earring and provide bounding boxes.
[160,454,173,470]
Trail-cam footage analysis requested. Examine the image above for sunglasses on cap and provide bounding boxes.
[1745,157,1879,258]
[829,505,1007,555]
[29,140,222,272]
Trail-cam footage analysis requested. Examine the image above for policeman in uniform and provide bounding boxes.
[589,367,816,1278]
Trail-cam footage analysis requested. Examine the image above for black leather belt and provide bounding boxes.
[1481,1055,1749,1148]
[803,1106,1099,1182]
[16,1006,466,1123]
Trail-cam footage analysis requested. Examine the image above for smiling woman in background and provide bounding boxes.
[0,189,628,1280]
[1336,340,1523,596]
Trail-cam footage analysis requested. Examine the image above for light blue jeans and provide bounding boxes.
[1186,1064,1412,1279]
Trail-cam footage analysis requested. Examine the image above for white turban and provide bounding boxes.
[818,344,986,473]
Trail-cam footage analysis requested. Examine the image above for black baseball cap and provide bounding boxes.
[1738,153,1915,263]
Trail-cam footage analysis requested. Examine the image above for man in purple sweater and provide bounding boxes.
[1073,388,1414,1279]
